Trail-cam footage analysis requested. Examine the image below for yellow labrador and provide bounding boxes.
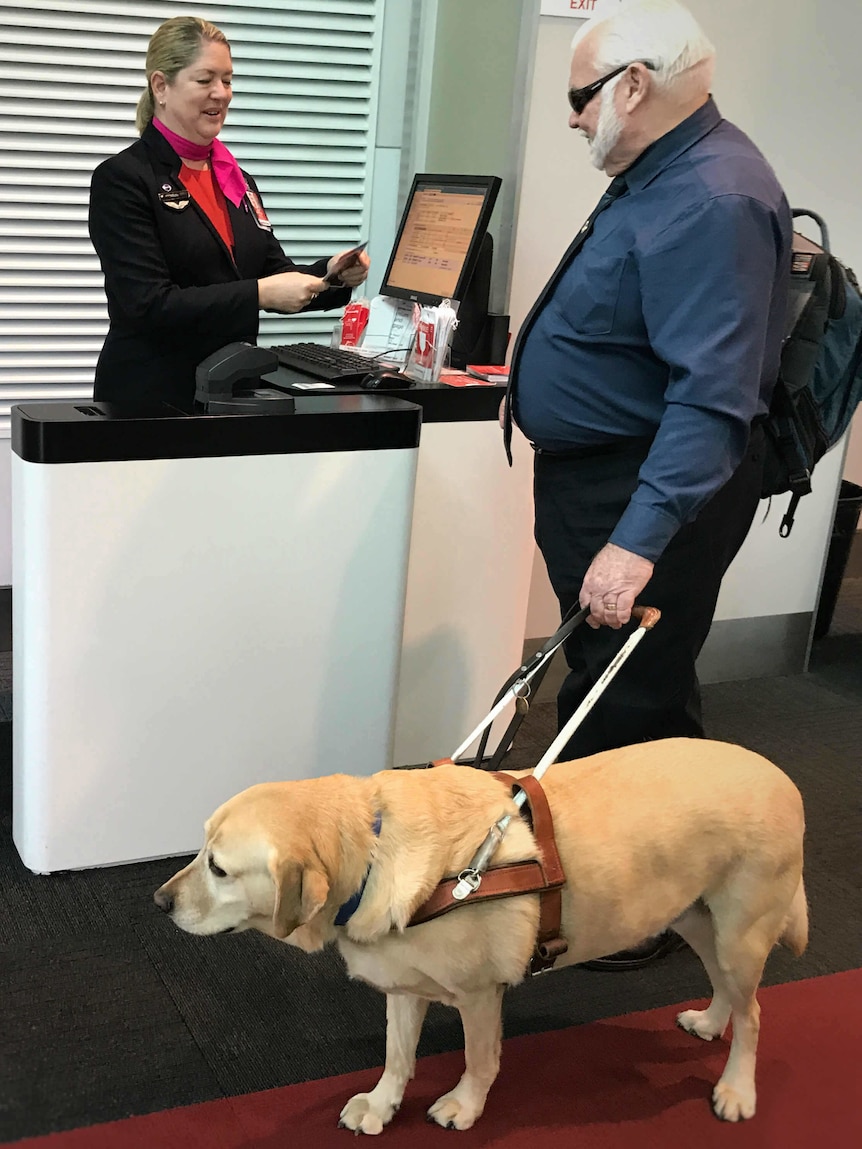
[154,738,806,1133]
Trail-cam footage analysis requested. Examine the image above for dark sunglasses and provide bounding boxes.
[568,60,656,115]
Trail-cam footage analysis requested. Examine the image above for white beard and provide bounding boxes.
[586,82,624,171]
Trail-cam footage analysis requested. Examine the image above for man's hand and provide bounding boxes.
[579,542,654,629]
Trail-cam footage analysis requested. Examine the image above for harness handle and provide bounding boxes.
[454,605,660,770]
[453,604,590,766]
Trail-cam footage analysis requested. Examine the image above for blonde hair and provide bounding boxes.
[135,16,230,135]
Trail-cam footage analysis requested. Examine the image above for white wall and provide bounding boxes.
[845,408,862,486]
[513,1,862,638]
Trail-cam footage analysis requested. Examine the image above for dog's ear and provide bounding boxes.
[268,852,330,940]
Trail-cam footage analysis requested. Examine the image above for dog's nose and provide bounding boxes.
[153,888,174,914]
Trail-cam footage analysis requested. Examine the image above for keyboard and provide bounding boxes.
[272,342,379,385]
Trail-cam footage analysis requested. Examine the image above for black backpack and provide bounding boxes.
[761,209,862,536]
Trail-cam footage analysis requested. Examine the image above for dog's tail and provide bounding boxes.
[779,875,808,956]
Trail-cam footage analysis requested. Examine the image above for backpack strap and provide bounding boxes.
[780,491,803,538]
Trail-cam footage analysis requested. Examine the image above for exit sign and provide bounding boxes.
[540,0,622,18]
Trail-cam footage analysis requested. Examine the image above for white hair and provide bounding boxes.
[573,0,715,94]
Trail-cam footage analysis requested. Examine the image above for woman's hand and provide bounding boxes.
[326,248,370,288]
[258,272,327,313]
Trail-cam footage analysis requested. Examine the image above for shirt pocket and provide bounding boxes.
[555,251,628,337]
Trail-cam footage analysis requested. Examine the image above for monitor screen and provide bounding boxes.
[378,174,501,306]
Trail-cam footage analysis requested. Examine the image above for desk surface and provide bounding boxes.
[265,366,506,425]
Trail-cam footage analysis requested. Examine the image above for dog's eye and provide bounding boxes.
[208,855,227,878]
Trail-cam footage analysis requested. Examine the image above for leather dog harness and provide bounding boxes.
[408,765,568,974]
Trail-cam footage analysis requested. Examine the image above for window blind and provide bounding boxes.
[0,0,381,435]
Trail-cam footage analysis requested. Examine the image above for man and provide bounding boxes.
[503,0,791,965]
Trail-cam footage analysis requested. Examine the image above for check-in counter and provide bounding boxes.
[383,386,535,769]
[12,396,420,872]
[266,368,537,769]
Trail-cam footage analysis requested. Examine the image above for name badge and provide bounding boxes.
[158,183,190,212]
[245,187,272,231]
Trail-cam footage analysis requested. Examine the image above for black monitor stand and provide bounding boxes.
[449,233,508,368]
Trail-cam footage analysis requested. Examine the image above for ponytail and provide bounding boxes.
[135,86,156,135]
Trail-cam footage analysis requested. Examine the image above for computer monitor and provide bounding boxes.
[378,174,502,307]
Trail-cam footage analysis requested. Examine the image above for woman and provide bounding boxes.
[88,16,369,405]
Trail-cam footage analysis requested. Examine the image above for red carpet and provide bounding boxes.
[15,970,862,1149]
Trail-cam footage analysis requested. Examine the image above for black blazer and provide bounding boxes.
[88,124,349,405]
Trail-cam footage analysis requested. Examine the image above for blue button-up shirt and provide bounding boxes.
[514,98,791,561]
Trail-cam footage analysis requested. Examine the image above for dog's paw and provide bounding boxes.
[712,1079,756,1122]
[427,1092,481,1131]
[676,1007,726,1041]
[339,1093,396,1135]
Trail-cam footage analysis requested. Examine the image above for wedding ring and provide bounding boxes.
[605,602,617,611]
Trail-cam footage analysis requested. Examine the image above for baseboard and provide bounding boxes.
[846,528,862,579]
[696,612,812,682]
[0,588,9,653]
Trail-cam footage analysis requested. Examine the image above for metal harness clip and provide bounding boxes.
[452,869,482,900]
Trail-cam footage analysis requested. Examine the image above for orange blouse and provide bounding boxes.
[180,163,235,253]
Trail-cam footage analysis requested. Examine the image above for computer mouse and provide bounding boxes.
[358,370,414,390]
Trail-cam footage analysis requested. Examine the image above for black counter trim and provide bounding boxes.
[271,369,505,424]
[12,397,422,465]
[395,384,505,423]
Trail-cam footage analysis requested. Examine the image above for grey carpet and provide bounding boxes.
[0,580,859,1142]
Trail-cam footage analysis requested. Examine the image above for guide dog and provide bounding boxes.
[154,738,806,1133]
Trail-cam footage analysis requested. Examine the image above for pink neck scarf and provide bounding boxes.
[152,117,247,208]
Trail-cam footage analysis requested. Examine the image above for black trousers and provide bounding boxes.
[533,426,765,759]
